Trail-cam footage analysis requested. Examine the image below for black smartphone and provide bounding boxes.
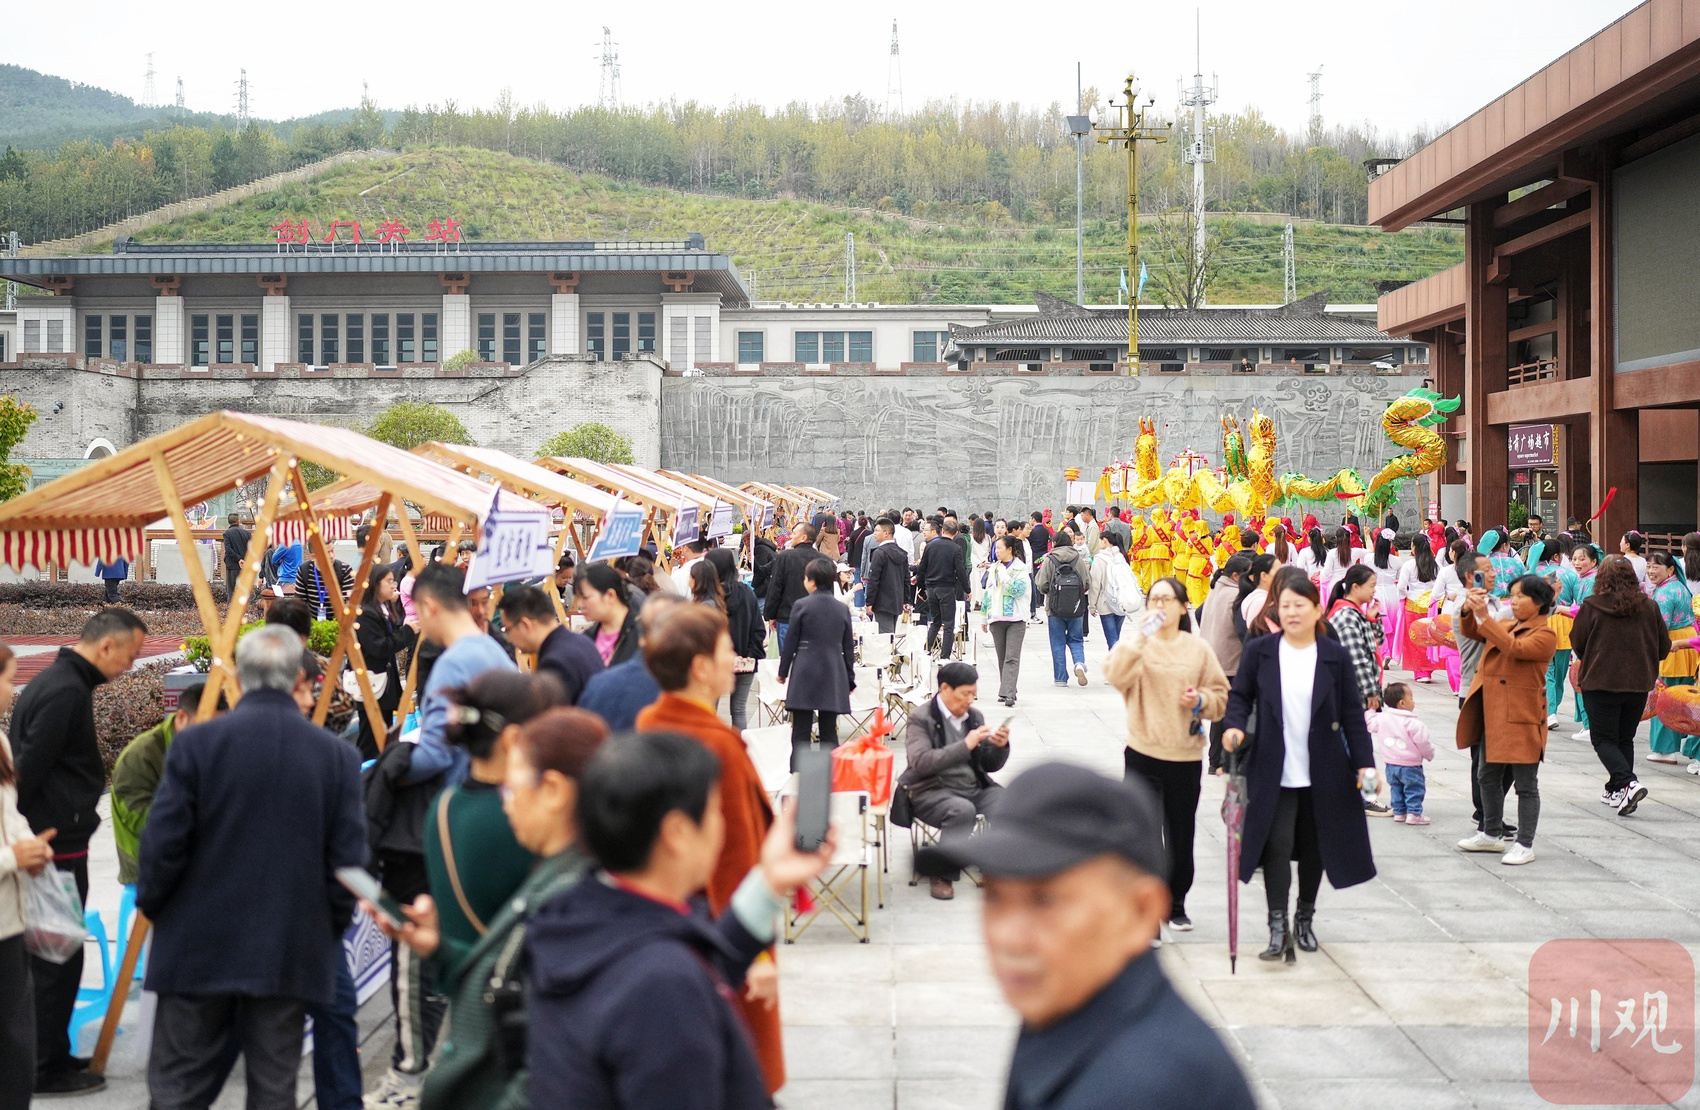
[335,866,406,929]
[793,747,834,852]
[1472,571,1486,590]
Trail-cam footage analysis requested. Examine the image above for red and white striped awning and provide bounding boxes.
[1,526,145,571]
[268,515,355,548]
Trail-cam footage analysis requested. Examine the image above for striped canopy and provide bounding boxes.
[0,411,533,570]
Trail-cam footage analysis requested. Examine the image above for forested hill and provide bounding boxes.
[117,147,1461,305]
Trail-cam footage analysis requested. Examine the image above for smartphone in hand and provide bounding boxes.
[336,867,407,930]
[793,748,833,852]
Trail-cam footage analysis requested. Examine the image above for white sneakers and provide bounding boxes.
[1601,788,1624,806]
[1457,831,1506,853]
[1573,729,1591,742]
[1501,843,1536,866]
[364,1071,422,1110]
[1547,714,1559,730]
[1074,663,1088,686]
[1618,781,1648,817]
[1686,761,1700,776]
[1647,752,1681,764]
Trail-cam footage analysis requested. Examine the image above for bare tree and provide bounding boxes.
[1145,192,1225,311]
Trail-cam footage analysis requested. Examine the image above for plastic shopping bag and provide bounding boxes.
[22,864,87,964]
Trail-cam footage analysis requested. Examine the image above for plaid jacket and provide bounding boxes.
[1328,603,1385,704]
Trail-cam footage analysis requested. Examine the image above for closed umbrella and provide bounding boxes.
[1220,746,1248,974]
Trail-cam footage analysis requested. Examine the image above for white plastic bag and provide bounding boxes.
[22,864,87,964]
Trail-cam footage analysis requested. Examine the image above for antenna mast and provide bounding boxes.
[235,68,250,124]
[144,54,156,108]
[597,28,622,111]
[886,20,904,117]
[1306,67,1323,142]
[845,233,857,302]
[175,77,185,113]
[1179,12,1217,306]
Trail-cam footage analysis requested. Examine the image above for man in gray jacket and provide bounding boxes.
[901,662,1010,900]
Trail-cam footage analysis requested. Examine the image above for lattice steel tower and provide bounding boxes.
[598,28,622,111]
[1179,19,1216,305]
[144,54,156,108]
[886,21,903,117]
[235,69,250,124]
[1306,67,1323,142]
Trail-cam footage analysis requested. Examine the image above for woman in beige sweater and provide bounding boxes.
[1104,576,1230,933]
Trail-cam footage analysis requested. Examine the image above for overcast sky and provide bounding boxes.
[8,0,1640,138]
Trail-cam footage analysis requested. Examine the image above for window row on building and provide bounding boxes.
[732,329,953,366]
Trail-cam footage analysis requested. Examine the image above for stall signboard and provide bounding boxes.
[672,502,702,546]
[465,493,555,591]
[706,500,735,539]
[1509,424,1556,468]
[586,497,646,562]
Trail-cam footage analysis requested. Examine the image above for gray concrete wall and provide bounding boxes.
[659,371,1433,518]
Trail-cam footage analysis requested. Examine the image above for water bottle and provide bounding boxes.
[1139,609,1165,638]
[1359,767,1380,803]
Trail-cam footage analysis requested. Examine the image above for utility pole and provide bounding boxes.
[886,20,904,117]
[5,231,18,312]
[845,232,857,302]
[1066,64,1091,306]
[597,28,622,111]
[235,69,250,124]
[1094,76,1170,375]
[1282,222,1297,304]
[1179,15,1216,307]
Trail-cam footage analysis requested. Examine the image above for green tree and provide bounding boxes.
[0,145,25,181]
[0,396,39,501]
[364,401,474,451]
[536,422,634,463]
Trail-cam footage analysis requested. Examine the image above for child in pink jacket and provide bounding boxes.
[1367,682,1435,825]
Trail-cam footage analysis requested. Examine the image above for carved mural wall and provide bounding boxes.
[660,373,1433,519]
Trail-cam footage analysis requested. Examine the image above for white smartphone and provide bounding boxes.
[335,866,406,930]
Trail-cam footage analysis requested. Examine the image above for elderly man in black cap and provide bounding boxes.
[921,762,1257,1110]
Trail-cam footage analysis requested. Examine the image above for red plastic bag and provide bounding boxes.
[831,712,895,806]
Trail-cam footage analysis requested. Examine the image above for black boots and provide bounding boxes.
[1294,900,1318,953]
[1258,911,1296,963]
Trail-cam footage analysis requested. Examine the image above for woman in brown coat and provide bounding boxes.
[632,604,786,1094]
[1455,573,1557,866]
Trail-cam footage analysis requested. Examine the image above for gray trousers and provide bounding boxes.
[989,620,1026,701]
[1459,634,1486,695]
[913,784,1003,881]
[875,610,899,634]
[1478,760,1540,848]
[148,994,305,1110]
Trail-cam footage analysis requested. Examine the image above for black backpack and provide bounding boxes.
[257,544,281,589]
[1046,554,1087,619]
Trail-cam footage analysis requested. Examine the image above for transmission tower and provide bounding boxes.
[235,68,250,124]
[144,53,156,108]
[175,77,184,113]
[1306,67,1323,142]
[1282,222,1297,304]
[1179,16,1216,306]
[597,28,622,111]
[845,232,857,302]
[886,20,904,117]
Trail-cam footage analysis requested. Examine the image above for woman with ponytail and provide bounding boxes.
[1326,564,1386,712]
[1395,534,1440,681]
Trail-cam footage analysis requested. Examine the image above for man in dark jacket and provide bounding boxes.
[12,606,147,1095]
[919,520,973,659]
[1027,512,1053,618]
[750,532,778,608]
[764,521,820,647]
[863,518,912,634]
[919,763,1257,1110]
[221,513,251,596]
[526,729,827,1109]
[498,584,604,704]
[138,624,366,1109]
[902,662,1009,900]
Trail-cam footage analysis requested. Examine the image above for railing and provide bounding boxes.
[1507,358,1560,386]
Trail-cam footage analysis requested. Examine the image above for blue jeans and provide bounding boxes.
[306,956,362,1110]
[1386,764,1427,817]
[1100,613,1126,649]
[775,622,789,656]
[1047,615,1085,682]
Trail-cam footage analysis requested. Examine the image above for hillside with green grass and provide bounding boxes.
[113,148,1461,305]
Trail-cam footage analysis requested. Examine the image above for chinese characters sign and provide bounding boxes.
[1508,424,1556,468]
[270,217,464,247]
[672,503,702,547]
[465,493,555,592]
[586,497,646,563]
[1529,939,1693,1103]
[706,500,735,539]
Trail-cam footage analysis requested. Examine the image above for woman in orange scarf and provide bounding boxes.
[632,603,785,1094]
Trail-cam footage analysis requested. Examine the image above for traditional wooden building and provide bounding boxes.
[1373,0,1700,540]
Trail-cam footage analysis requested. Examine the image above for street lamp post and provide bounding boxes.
[1066,110,1091,306]
[1094,76,1170,376]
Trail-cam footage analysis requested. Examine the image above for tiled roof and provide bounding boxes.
[949,308,1406,346]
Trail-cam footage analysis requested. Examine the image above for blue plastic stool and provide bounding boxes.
[116,885,147,983]
[67,909,116,1052]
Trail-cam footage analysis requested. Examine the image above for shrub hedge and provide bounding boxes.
[0,580,230,610]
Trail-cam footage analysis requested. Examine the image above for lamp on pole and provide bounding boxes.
[1066,64,1092,307]
[1094,75,1170,375]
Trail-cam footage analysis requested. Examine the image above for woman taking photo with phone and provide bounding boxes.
[1222,575,1377,963]
[1104,576,1229,934]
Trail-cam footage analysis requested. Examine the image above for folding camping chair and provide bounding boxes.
[784,790,876,943]
[741,724,796,800]
[908,805,987,889]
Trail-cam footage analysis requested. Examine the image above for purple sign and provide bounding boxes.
[1508,424,1555,468]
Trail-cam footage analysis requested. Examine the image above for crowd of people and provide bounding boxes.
[2,496,1691,1109]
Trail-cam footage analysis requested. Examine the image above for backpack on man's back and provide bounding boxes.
[1046,554,1088,619]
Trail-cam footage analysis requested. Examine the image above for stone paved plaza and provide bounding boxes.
[773,621,1700,1110]
[66,619,1700,1109]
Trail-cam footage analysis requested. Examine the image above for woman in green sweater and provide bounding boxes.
[378,703,610,1109]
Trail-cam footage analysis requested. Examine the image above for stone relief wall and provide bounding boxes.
[660,372,1433,519]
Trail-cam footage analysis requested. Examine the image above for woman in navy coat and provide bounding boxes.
[778,557,856,768]
[1222,568,1376,963]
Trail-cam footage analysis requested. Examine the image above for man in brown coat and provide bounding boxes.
[1454,574,1558,865]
